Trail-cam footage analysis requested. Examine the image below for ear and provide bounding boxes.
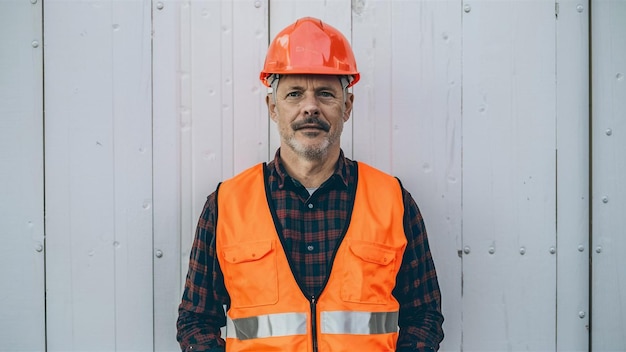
[343,93,354,122]
[266,94,278,122]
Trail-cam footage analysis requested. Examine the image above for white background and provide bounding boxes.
[1,0,624,351]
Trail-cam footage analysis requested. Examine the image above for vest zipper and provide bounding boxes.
[310,295,318,352]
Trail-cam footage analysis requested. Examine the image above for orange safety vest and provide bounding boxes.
[216,162,407,352]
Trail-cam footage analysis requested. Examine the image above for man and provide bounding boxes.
[177,17,444,352]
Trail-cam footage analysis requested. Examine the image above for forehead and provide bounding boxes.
[278,74,342,90]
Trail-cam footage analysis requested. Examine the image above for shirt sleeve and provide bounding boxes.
[176,193,229,351]
[394,187,445,351]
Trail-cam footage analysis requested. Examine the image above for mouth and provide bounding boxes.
[296,124,327,131]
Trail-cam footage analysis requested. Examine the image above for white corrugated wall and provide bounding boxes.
[0,0,45,350]
[0,0,624,351]
[591,1,626,350]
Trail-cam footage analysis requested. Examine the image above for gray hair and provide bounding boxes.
[268,74,351,105]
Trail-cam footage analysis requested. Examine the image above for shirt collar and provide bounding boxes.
[270,148,351,190]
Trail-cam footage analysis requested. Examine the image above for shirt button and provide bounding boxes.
[306,245,315,252]
[307,203,314,209]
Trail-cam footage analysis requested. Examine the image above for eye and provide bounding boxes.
[286,91,302,98]
[318,91,335,98]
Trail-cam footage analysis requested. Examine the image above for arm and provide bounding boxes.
[176,193,229,352]
[394,188,445,352]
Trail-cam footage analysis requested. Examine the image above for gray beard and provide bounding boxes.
[284,137,330,161]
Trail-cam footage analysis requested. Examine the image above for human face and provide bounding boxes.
[267,75,354,161]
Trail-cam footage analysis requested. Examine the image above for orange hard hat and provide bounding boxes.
[260,17,360,88]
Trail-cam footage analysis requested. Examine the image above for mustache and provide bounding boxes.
[291,117,330,132]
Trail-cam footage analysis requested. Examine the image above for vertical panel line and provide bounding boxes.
[459,0,465,350]
[587,0,593,350]
[110,3,118,349]
[41,0,48,348]
[553,2,558,350]
[150,0,156,349]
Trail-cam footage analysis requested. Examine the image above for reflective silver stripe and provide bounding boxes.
[321,311,399,335]
[226,312,307,340]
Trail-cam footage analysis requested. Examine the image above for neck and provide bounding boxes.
[279,147,340,188]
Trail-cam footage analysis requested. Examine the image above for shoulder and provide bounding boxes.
[354,161,403,191]
[352,161,423,215]
[218,163,265,194]
[222,163,265,184]
[214,163,269,213]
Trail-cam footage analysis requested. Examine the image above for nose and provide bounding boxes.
[301,94,320,116]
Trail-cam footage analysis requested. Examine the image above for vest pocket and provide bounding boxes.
[222,240,278,308]
[341,240,398,304]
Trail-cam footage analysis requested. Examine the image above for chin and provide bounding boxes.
[292,143,330,160]
[284,134,338,159]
